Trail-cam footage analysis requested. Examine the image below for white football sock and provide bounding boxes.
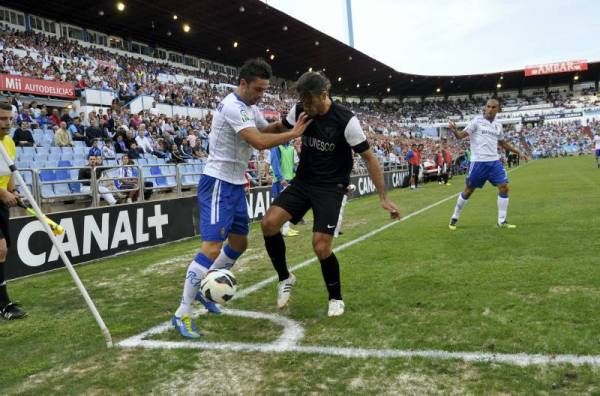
[210,245,242,271]
[497,195,509,223]
[281,221,290,236]
[452,193,469,220]
[175,260,208,317]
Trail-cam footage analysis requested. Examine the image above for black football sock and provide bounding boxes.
[0,262,10,308]
[264,233,289,281]
[320,253,342,300]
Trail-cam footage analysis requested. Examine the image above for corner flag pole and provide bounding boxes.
[0,143,113,348]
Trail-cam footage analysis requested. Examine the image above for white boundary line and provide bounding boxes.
[120,164,600,366]
[118,308,600,367]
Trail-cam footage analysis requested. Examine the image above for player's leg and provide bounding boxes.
[0,216,26,320]
[173,176,228,337]
[414,165,420,189]
[262,183,310,308]
[496,183,515,228]
[449,162,481,230]
[409,165,416,190]
[210,183,249,271]
[489,160,514,228]
[312,187,346,316]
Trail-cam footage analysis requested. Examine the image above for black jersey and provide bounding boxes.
[282,101,369,187]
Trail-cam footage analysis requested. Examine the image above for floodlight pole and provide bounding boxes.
[0,143,113,348]
[346,0,355,48]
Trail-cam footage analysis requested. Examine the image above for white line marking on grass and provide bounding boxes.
[118,308,600,367]
[121,166,600,367]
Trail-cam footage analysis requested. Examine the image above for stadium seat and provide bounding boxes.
[53,183,71,197]
[39,170,57,198]
[69,169,82,193]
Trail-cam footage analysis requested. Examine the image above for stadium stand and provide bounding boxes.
[0,8,599,214]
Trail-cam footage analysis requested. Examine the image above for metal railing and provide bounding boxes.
[26,156,403,211]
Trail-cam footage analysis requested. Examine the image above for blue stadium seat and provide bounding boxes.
[69,169,81,193]
[53,183,70,196]
[39,169,56,182]
[39,170,57,198]
[33,130,44,146]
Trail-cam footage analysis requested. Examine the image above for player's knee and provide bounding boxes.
[312,238,332,260]
[202,243,221,261]
[0,247,8,261]
[261,213,280,235]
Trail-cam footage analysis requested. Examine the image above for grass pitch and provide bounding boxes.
[2,156,600,394]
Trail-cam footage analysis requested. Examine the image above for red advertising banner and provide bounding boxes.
[0,75,76,98]
[524,60,588,77]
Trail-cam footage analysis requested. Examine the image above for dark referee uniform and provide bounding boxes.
[277,101,369,234]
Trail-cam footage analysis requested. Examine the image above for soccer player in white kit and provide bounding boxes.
[447,98,528,230]
[593,132,600,167]
[172,59,312,338]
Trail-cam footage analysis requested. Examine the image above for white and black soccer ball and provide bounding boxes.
[200,269,237,304]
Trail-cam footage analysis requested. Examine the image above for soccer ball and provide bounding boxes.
[200,269,237,304]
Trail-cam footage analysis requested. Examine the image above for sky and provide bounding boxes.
[261,0,600,76]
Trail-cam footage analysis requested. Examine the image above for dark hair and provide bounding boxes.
[296,72,331,99]
[0,102,13,111]
[239,58,272,83]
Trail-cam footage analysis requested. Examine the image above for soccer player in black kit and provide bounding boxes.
[261,72,400,316]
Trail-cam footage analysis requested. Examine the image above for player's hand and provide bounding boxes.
[381,197,400,220]
[281,180,289,188]
[448,121,458,132]
[0,189,18,207]
[291,112,312,138]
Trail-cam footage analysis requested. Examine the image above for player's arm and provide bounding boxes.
[239,113,311,151]
[360,149,400,219]
[499,139,529,160]
[345,116,400,219]
[0,177,18,207]
[448,121,469,139]
[259,120,289,134]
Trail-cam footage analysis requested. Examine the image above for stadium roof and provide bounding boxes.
[4,0,599,98]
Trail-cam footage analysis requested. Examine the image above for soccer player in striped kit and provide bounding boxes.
[448,98,528,230]
[172,59,311,338]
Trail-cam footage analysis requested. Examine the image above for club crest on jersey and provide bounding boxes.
[240,109,250,122]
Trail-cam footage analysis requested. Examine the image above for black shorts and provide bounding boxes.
[0,204,10,247]
[271,180,345,235]
[409,164,420,178]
